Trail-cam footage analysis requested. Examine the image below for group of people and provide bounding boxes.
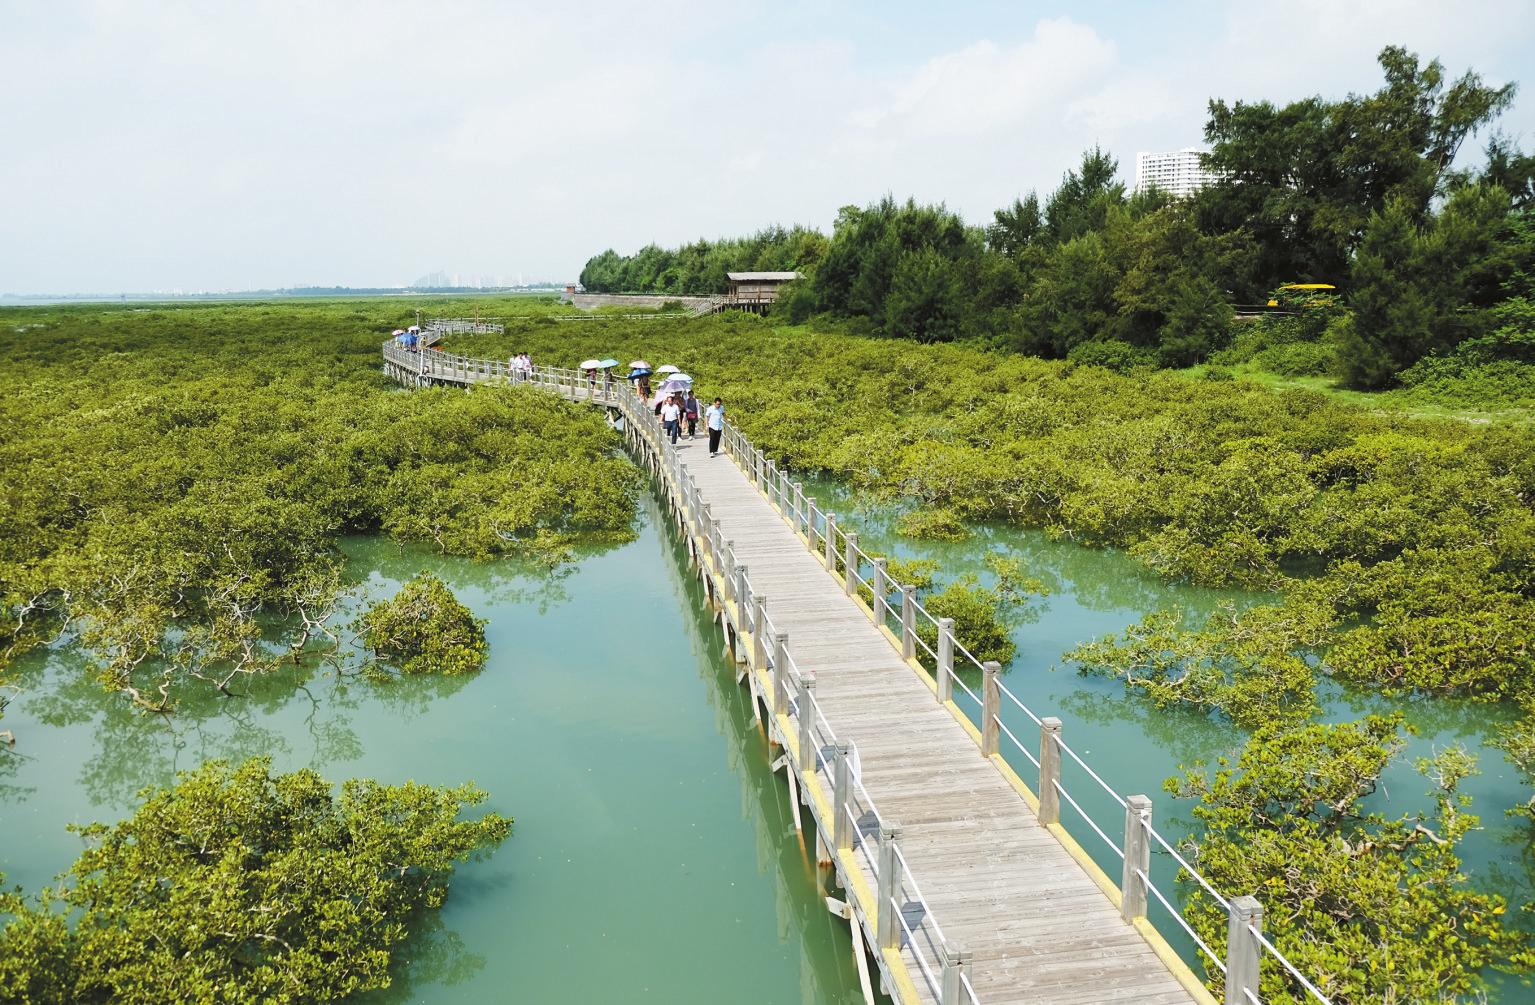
[654,388,725,455]
[392,327,421,349]
[507,352,534,376]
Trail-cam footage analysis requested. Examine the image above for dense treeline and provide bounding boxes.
[580,46,1535,389]
[578,225,827,296]
[0,304,640,709]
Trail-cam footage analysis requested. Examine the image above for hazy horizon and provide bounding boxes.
[5,0,1534,294]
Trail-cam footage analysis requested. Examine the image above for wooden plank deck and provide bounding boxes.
[383,350,1208,1005]
[674,436,1198,1005]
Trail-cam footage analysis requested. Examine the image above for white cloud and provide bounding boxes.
[1,2,1532,292]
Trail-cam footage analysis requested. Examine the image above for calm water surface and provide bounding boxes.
[4,475,1531,1000]
[1,493,862,1004]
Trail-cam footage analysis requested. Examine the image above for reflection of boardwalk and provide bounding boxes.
[380,342,1233,1005]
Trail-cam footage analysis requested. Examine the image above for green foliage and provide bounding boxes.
[1068,601,1329,727]
[1168,718,1535,1003]
[895,507,972,541]
[1495,702,1535,820]
[577,226,827,294]
[0,302,639,706]
[1065,339,1155,373]
[454,310,1535,702]
[0,757,511,1004]
[358,573,488,676]
[916,555,1048,668]
[1340,185,1512,387]
[1200,45,1515,286]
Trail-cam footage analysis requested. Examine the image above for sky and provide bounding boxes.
[3,0,1534,293]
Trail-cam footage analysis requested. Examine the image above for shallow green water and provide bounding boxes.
[1,494,863,1004]
[798,475,1534,998]
[4,473,1532,1001]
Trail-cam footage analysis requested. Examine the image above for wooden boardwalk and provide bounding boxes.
[380,342,1235,1005]
[679,437,1200,1005]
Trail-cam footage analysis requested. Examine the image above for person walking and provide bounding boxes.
[705,397,724,456]
[661,394,682,445]
[684,390,700,440]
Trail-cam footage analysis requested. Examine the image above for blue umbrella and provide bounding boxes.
[627,368,652,379]
[597,358,620,369]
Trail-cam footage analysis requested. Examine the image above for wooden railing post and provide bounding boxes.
[732,558,746,612]
[805,497,817,546]
[1224,896,1264,1005]
[936,617,956,703]
[1038,717,1062,825]
[752,595,769,670]
[832,743,853,852]
[772,633,789,716]
[793,483,805,535]
[797,675,816,776]
[939,943,969,1005]
[901,586,917,660]
[1121,795,1152,922]
[980,661,1001,755]
[872,559,888,626]
[823,513,837,570]
[843,532,859,596]
[877,825,904,950]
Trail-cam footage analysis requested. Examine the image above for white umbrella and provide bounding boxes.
[655,364,681,374]
[579,359,602,370]
[656,378,692,395]
[668,372,693,384]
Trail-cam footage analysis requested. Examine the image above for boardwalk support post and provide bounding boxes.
[876,825,904,950]
[936,617,956,703]
[901,587,917,660]
[833,743,852,852]
[1121,795,1152,922]
[1038,717,1062,825]
[1224,896,1264,1005]
[797,675,817,779]
[843,532,859,596]
[793,483,805,535]
[939,943,969,1004]
[772,633,789,717]
[734,563,749,618]
[872,559,888,626]
[824,513,837,570]
[980,662,1001,755]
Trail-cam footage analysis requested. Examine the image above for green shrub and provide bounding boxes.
[0,757,510,1003]
[896,507,972,540]
[358,573,488,676]
[1255,340,1337,377]
[1065,340,1154,373]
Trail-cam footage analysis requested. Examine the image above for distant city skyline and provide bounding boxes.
[4,1,1533,294]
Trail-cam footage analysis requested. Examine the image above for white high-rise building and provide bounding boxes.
[1134,148,1220,198]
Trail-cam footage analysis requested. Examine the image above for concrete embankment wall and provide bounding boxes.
[569,293,714,311]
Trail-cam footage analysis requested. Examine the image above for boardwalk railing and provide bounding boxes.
[381,340,1336,1005]
[425,317,505,335]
